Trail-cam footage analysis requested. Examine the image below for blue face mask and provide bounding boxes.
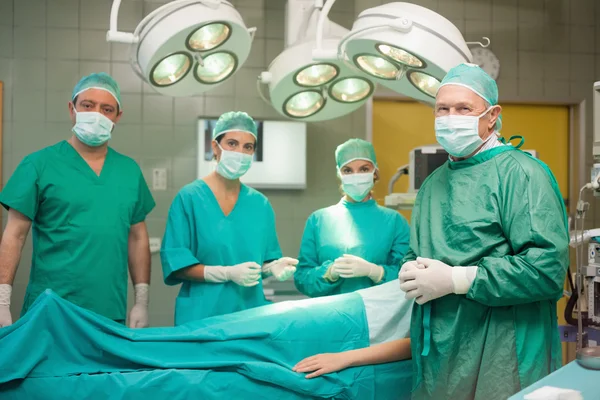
[341,172,374,201]
[215,144,253,180]
[435,107,494,158]
[72,109,114,147]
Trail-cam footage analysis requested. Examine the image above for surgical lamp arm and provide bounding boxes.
[388,164,409,195]
[312,0,348,61]
[107,0,227,45]
[107,0,139,44]
[315,0,336,51]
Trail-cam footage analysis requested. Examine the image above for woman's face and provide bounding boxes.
[339,160,376,175]
[213,131,256,161]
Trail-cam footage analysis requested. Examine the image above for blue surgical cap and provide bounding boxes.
[439,63,502,131]
[335,138,378,169]
[72,72,121,108]
[213,111,258,140]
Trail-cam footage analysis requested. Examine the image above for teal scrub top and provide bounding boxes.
[294,198,410,297]
[0,141,155,321]
[160,180,282,325]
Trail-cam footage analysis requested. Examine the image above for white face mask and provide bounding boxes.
[215,143,253,180]
[341,172,374,202]
[72,108,114,147]
[434,106,494,158]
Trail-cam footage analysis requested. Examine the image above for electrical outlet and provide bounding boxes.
[149,237,161,254]
[152,168,167,191]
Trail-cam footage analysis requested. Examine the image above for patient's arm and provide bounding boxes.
[292,338,411,379]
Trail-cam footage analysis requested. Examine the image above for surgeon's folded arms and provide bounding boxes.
[293,338,411,379]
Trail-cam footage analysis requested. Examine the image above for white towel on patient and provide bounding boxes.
[524,386,583,400]
[357,281,414,345]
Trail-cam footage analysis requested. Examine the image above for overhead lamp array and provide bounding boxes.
[107,0,255,96]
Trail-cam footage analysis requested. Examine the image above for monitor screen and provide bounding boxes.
[413,149,448,190]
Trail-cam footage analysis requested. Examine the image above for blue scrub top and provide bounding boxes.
[161,180,282,325]
[294,198,410,297]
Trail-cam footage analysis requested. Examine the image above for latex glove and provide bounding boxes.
[128,283,149,328]
[332,254,384,283]
[263,257,298,281]
[324,262,341,282]
[0,284,12,328]
[398,260,425,284]
[293,352,352,379]
[204,262,261,287]
[399,257,477,305]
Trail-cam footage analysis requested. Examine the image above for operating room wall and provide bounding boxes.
[0,0,362,326]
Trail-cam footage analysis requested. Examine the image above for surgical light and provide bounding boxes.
[285,91,325,117]
[355,55,402,79]
[106,0,255,96]
[258,1,377,122]
[330,78,372,103]
[408,71,440,97]
[295,64,338,87]
[195,52,237,83]
[151,53,192,86]
[377,44,423,68]
[340,2,472,104]
[187,23,231,51]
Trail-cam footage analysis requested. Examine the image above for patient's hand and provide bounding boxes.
[292,353,351,379]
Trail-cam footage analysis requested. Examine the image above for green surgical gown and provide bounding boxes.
[0,141,155,321]
[160,180,282,325]
[295,198,410,297]
[403,146,569,400]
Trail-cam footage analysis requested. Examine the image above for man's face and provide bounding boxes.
[434,85,500,139]
[68,89,122,125]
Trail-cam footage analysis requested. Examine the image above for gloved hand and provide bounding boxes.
[128,283,149,328]
[399,257,477,305]
[332,254,384,283]
[398,260,425,283]
[204,262,261,287]
[324,262,341,282]
[0,284,12,328]
[263,257,299,281]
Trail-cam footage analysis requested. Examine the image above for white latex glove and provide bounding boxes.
[399,257,477,305]
[204,262,261,287]
[0,284,13,328]
[128,283,149,328]
[324,262,341,282]
[263,257,299,281]
[398,260,425,285]
[332,254,384,283]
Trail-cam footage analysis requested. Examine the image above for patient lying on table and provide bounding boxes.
[294,281,412,378]
[0,281,413,400]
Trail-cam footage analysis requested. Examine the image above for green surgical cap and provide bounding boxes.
[439,63,502,131]
[72,72,121,108]
[335,138,378,169]
[213,111,258,140]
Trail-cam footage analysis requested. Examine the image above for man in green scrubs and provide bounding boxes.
[0,73,155,328]
[398,63,569,399]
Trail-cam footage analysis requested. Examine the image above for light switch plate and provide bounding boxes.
[149,237,161,254]
[152,168,167,191]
